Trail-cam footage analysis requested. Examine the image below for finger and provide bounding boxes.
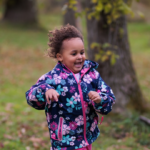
[46,95,50,104]
[49,94,53,101]
[91,92,99,99]
[49,94,56,102]
[92,97,98,101]
[92,97,101,103]
[53,94,58,102]
[56,92,60,97]
[90,94,96,100]
[50,96,55,102]
[88,93,92,99]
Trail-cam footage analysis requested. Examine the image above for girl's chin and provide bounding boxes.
[73,68,82,73]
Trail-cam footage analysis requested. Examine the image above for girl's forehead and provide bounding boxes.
[62,38,84,50]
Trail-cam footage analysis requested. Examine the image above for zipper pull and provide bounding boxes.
[78,80,81,85]
[100,116,104,125]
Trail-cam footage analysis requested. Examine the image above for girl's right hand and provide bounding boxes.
[45,89,59,104]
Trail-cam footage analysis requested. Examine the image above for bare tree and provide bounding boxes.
[85,1,148,113]
[63,0,81,31]
[3,0,37,24]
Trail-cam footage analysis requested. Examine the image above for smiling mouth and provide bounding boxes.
[74,62,82,68]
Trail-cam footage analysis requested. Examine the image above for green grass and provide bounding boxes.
[0,11,150,150]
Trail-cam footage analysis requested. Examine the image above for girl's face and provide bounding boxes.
[56,38,86,74]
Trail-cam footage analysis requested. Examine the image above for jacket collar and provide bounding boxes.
[54,59,99,74]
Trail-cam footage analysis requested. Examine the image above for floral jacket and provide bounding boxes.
[25,60,116,150]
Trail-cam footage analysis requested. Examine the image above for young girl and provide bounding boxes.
[25,24,116,150]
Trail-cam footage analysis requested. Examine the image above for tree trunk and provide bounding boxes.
[44,0,61,13]
[3,0,37,24]
[85,1,148,113]
[63,0,81,31]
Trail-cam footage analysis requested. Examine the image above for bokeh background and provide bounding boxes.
[0,0,150,150]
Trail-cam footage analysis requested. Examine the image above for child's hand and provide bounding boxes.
[88,91,101,104]
[45,89,59,104]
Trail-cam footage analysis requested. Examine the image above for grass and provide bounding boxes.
[0,11,150,150]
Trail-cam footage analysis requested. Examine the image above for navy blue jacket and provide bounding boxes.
[25,60,116,150]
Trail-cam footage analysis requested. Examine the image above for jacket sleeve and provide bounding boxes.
[92,72,116,115]
[25,73,54,110]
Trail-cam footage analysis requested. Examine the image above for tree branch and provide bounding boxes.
[139,116,150,126]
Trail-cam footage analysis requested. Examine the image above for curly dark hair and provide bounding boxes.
[47,24,83,58]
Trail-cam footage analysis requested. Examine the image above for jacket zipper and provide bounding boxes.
[77,79,88,145]
[64,65,89,145]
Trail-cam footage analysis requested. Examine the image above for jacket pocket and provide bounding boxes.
[58,117,64,141]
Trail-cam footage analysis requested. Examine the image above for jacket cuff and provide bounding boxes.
[35,84,54,102]
[94,96,104,109]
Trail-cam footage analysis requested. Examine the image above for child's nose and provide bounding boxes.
[77,54,82,59]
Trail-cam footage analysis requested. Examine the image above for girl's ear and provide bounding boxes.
[56,53,63,62]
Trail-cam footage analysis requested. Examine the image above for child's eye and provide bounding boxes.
[72,53,76,56]
[80,52,84,55]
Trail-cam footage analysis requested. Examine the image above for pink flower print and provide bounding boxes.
[77,136,83,141]
[71,136,76,141]
[80,140,87,147]
[61,92,66,96]
[90,122,96,132]
[103,96,107,100]
[50,121,58,131]
[53,74,61,84]
[29,94,37,101]
[83,74,92,84]
[63,87,68,92]
[63,125,70,135]
[94,70,99,79]
[63,68,70,73]
[70,86,75,93]
[61,148,67,150]
[53,114,57,118]
[93,117,98,124]
[84,101,88,108]
[69,121,77,130]
[38,75,46,81]
[89,72,96,79]
[60,72,68,79]
[70,142,74,146]
[101,88,107,92]
[37,88,42,93]
[56,68,60,71]
[97,89,101,93]
[51,133,56,139]
[81,68,88,74]
[59,104,63,107]
[47,75,52,79]
[40,85,46,89]
[72,92,80,102]
[75,115,84,126]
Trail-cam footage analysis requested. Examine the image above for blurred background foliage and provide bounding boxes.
[0,0,150,150]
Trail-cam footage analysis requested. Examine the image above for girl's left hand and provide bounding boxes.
[88,91,101,104]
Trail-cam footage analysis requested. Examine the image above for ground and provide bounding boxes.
[0,11,150,150]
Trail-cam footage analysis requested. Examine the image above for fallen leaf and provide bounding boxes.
[33,142,40,149]
[4,134,15,140]
[0,142,4,148]
[29,137,43,143]
[26,146,30,150]
[43,132,49,138]
[21,128,26,134]
[5,103,13,111]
